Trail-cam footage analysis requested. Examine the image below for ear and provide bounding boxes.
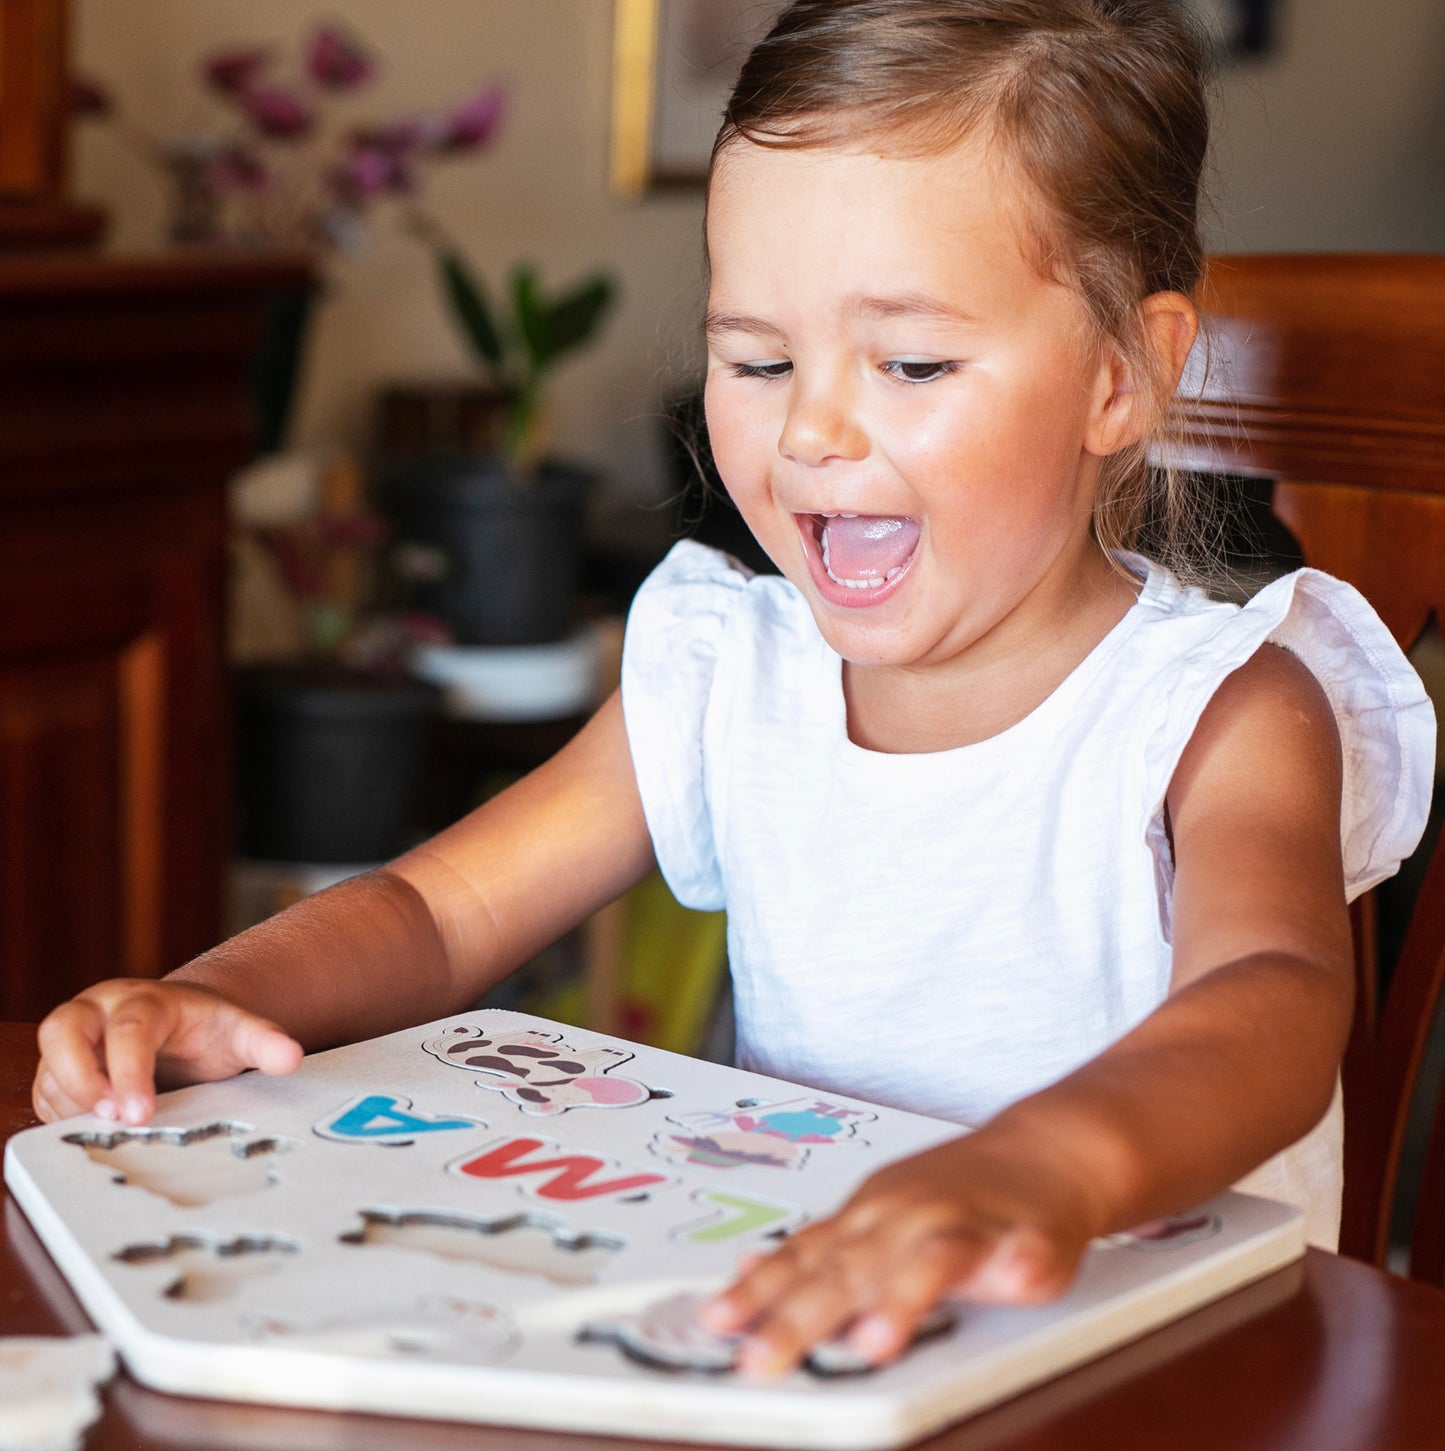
[1085,291,1200,457]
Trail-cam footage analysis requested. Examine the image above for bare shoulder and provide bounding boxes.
[1169,643,1341,818]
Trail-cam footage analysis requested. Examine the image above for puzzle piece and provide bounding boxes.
[450,1134,676,1203]
[61,1122,297,1208]
[250,1295,516,1364]
[671,1189,806,1246]
[580,1291,957,1378]
[1103,1211,1223,1251]
[112,1232,298,1304]
[0,1334,115,1451]
[423,1025,651,1115]
[652,1098,874,1171]
[315,1093,484,1145]
[341,1207,623,1285]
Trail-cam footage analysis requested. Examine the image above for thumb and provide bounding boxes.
[226,1012,304,1077]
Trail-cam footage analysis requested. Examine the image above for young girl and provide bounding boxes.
[33,0,1433,1379]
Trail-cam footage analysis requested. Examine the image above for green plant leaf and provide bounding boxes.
[511,262,549,377]
[543,275,616,365]
[440,251,505,374]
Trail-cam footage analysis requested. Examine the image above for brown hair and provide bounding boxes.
[712,0,1217,578]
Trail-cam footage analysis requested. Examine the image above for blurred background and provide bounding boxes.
[1,0,1442,1056]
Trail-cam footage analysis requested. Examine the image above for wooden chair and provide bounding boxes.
[1170,254,1445,1281]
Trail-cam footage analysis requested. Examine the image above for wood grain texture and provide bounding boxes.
[0,252,311,1021]
[1171,254,1445,1282]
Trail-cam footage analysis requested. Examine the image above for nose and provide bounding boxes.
[778,375,868,468]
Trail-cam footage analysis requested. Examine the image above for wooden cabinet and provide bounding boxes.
[0,0,104,246]
[0,253,310,1020]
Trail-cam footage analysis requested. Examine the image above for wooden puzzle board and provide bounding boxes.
[5,1010,1304,1450]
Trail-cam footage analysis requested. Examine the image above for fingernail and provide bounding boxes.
[975,1246,1035,1298]
[738,1340,786,1378]
[94,1098,116,1120]
[850,1314,897,1360]
[122,1094,148,1125]
[698,1299,734,1332]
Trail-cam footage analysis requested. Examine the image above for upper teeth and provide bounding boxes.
[819,512,858,518]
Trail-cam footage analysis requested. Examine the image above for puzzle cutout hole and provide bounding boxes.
[579,1291,958,1379]
[62,1122,297,1207]
[113,1232,299,1304]
[252,1295,517,1364]
[341,1207,626,1286]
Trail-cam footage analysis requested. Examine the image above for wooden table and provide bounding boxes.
[5,1023,1445,1450]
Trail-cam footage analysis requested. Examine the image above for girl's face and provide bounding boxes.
[704,137,1129,678]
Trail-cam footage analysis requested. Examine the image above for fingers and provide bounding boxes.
[709,1221,983,1376]
[34,999,113,1122]
[101,991,183,1125]
[953,1227,1076,1305]
[32,980,305,1127]
[224,1012,303,1078]
[698,1161,1087,1379]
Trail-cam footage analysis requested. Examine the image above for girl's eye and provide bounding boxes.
[883,359,959,383]
[729,360,793,381]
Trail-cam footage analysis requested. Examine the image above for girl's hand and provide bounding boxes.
[699,1129,1104,1376]
[33,979,303,1126]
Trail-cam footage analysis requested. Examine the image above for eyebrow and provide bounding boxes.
[704,292,983,343]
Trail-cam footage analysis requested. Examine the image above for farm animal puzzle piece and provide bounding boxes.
[449,1135,676,1203]
[113,1232,298,1304]
[250,1295,516,1364]
[580,1291,957,1379]
[315,1093,484,1145]
[61,1122,296,1208]
[341,1207,623,1285]
[423,1025,652,1115]
[653,1098,876,1172]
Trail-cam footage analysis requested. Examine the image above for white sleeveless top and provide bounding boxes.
[621,541,1436,1249]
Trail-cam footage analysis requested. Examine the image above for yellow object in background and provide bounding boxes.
[534,873,728,1057]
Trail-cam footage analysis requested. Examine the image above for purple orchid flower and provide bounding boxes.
[328,145,415,203]
[205,47,271,95]
[307,25,375,90]
[435,83,507,153]
[236,84,316,140]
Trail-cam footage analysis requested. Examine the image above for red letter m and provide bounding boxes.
[454,1135,671,1201]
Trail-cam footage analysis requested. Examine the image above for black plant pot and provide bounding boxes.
[382,453,589,646]
[236,666,439,865]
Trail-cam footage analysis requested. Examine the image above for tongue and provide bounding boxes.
[821,516,920,581]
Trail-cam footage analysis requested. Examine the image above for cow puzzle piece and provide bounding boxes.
[423,1025,652,1115]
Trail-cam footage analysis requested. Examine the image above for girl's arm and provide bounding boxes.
[33,690,656,1124]
[706,644,1354,1374]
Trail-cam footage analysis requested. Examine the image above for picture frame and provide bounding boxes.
[610,0,784,196]
[0,0,105,243]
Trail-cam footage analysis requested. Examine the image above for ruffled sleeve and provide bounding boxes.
[621,541,753,910]
[1142,569,1436,901]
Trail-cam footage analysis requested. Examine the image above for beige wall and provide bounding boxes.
[1206,0,1445,252]
[74,0,710,510]
[73,1,1445,510]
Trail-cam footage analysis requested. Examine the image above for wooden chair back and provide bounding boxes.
[1169,254,1445,1280]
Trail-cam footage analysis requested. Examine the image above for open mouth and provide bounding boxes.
[799,512,921,602]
